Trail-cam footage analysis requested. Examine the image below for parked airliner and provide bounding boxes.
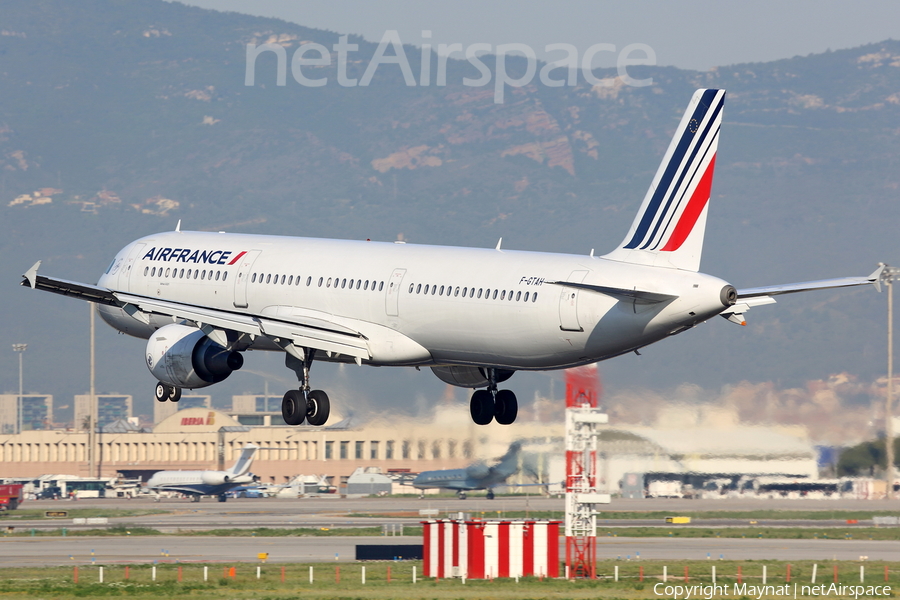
[21,89,883,428]
[146,443,258,502]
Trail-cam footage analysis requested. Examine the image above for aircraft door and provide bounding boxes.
[232,250,261,308]
[558,270,588,332]
[385,268,407,316]
[116,243,146,292]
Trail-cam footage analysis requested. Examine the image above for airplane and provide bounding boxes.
[145,443,259,502]
[20,89,883,428]
[410,441,524,499]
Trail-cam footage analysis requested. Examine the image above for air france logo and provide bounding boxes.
[143,247,247,266]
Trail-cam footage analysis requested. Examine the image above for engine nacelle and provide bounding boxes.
[146,323,243,389]
[430,366,515,388]
[201,471,230,486]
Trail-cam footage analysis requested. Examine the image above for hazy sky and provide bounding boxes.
[177,0,900,71]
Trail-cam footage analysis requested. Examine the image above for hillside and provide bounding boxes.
[0,0,897,423]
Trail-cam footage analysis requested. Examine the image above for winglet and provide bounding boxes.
[870,264,886,293]
[23,261,41,289]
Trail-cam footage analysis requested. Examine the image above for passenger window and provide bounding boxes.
[379,281,384,291]
[439,285,444,295]
[500,290,506,300]
[492,290,498,300]
[144,266,149,276]
[454,286,460,297]
[349,279,354,288]
[508,290,513,300]
[516,291,521,301]
[477,288,482,298]
[222,272,228,282]
[423,284,429,294]
[408,284,414,293]
[164,268,170,277]
[281,275,286,285]
[462,287,467,297]
[179,269,184,279]
[201,271,206,281]
[470,288,475,298]
[151,267,156,277]
[532,292,538,302]
[288,276,293,285]
[364,280,369,290]
[524,291,529,302]
[318,277,323,287]
[416,284,421,294]
[341,278,347,289]
[266,274,271,284]
[194,270,199,280]
[356,280,361,290]
[326,278,332,287]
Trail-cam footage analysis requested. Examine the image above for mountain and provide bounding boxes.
[1,0,897,423]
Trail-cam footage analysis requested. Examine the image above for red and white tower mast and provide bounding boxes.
[564,365,609,579]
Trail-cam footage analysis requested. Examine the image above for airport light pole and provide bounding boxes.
[884,265,900,500]
[12,344,26,434]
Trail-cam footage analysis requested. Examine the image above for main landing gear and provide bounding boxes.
[282,349,331,426]
[155,382,181,403]
[469,370,518,425]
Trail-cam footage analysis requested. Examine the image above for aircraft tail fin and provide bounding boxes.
[495,441,522,477]
[604,88,725,272]
[228,443,258,477]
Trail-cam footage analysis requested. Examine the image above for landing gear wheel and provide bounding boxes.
[282,390,306,426]
[457,491,467,500]
[486,490,495,500]
[190,495,200,503]
[494,389,518,425]
[155,382,181,403]
[217,494,227,503]
[306,390,330,426]
[469,389,494,425]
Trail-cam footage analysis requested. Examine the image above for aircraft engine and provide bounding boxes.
[201,471,230,485]
[146,323,243,389]
[431,366,514,388]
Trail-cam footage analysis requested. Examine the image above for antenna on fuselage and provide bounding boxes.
[175,219,182,232]
[495,238,502,250]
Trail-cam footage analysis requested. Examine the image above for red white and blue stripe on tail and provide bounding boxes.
[605,89,725,272]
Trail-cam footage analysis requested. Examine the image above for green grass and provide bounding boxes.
[0,560,897,599]
[597,527,900,540]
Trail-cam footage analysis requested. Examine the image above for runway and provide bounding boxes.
[1,536,897,568]
[8,496,897,532]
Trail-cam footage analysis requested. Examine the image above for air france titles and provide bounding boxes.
[143,248,245,266]
[653,582,892,599]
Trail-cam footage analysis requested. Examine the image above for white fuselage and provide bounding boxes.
[97,231,732,370]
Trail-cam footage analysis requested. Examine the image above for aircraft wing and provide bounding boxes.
[21,262,372,361]
[721,265,884,326]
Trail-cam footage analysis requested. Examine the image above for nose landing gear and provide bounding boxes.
[154,382,181,403]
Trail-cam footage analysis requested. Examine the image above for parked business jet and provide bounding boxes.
[411,441,524,499]
[146,443,258,502]
[21,89,883,428]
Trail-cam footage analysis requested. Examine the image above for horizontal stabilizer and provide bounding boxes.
[546,280,677,304]
[737,265,884,299]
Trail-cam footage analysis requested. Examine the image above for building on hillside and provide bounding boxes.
[0,394,53,433]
